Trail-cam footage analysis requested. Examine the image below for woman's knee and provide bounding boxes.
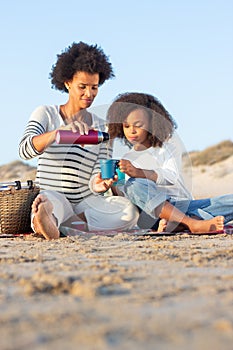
[84,196,139,231]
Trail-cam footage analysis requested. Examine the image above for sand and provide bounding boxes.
[0,231,233,350]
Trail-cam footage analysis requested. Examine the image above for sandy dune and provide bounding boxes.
[183,155,233,198]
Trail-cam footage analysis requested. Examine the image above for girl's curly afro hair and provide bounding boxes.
[50,41,115,93]
[107,92,177,148]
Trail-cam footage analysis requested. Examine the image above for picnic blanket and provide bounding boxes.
[59,224,233,238]
[1,224,232,239]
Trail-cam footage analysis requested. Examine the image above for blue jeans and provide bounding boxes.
[124,178,233,225]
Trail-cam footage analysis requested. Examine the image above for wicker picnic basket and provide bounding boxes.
[0,180,40,235]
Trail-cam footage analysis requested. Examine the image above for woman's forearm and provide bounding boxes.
[32,130,57,153]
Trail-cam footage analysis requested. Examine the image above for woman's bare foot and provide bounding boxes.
[32,194,60,240]
[157,218,167,232]
[188,216,224,233]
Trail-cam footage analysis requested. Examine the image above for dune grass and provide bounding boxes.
[189,140,233,166]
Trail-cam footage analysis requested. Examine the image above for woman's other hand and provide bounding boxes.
[59,119,90,135]
[92,173,117,193]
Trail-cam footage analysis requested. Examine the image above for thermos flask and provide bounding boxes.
[55,129,110,145]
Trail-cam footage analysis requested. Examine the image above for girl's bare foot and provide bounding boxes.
[157,201,224,234]
[32,194,60,240]
[188,216,224,233]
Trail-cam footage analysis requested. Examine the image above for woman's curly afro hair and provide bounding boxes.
[107,92,177,148]
[50,41,115,93]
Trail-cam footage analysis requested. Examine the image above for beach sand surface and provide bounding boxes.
[0,232,233,350]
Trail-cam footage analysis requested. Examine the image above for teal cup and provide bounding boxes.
[100,159,125,183]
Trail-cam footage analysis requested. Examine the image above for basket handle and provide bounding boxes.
[0,180,38,190]
[27,180,33,189]
[15,181,21,190]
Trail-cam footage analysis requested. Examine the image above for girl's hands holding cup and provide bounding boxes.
[118,159,140,177]
[119,159,157,181]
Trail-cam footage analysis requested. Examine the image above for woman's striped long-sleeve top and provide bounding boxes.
[19,105,112,204]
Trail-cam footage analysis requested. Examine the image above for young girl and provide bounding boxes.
[107,92,233,233]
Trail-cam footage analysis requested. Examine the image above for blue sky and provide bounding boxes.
[0,0,232,166]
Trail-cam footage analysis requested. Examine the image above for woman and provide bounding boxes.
[19,42,139,239]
